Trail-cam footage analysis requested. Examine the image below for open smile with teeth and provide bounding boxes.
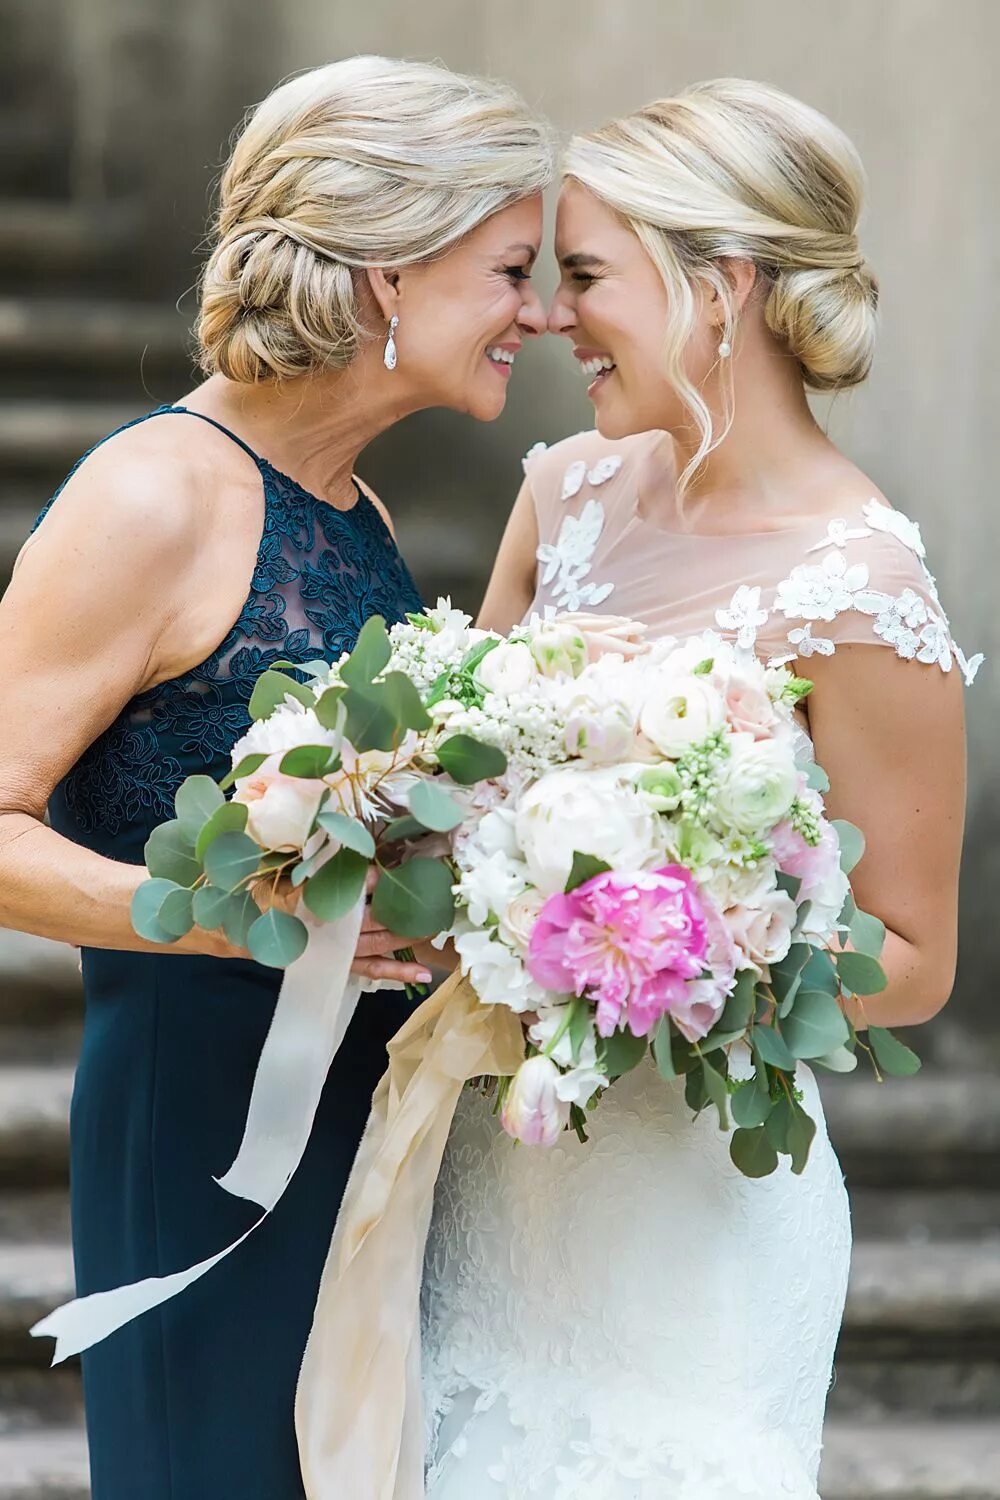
[579,354,616,381]
[486,346,516,367]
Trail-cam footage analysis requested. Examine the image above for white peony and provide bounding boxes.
[715,736,799,835]
[475,640,538,695]
[514,765,664,895]
[231,699,342,766]
[639,673,726,757]
[562,684,637,764]
[453,850,526,928]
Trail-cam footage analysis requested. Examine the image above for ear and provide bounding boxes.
[366,266,402,323]
[717,256,758,317]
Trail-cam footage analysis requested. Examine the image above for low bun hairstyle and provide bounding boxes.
[565,79,879,489]
[197,56,553,383]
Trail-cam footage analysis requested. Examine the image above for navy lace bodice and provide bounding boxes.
[34,405,423,852]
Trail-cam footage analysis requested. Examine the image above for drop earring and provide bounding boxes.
[383,315,399,371]
[718,334,732,359]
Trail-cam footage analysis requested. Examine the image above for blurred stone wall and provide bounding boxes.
[5,0,998,1058]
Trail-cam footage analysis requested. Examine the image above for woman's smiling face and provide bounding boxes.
[547,180,718,439]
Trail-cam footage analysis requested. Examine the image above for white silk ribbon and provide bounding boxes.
[32,899,367,1364]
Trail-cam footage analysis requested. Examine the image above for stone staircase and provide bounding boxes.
[0,925,997,1499]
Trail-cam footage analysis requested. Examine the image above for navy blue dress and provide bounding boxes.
[35,405,424,1499]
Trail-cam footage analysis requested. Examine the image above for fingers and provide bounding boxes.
[354,928,415,960]
[350,956,434,985]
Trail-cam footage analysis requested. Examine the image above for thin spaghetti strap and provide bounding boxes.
[158,404,264,467]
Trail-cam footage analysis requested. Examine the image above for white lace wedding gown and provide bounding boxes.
[421,429,977,1499]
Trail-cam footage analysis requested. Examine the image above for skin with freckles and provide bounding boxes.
[0,198,546,979]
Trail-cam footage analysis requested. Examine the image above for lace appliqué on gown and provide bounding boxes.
[533,454,623,611]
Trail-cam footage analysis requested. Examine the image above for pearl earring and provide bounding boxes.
[718,337,732,359]
[383,315,399,371]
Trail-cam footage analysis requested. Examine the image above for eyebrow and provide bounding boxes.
[559,252,606,270]
[504,242,539,264]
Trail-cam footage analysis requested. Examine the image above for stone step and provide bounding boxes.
[0,1418,999,1500]
[0,402,143,481]
[819,1418,1000,1499]
[824,1074,1000,1187]
[847,1187,1000,1244]
[0,1369,82,1436]
[0,298,192,391]
[0,935,81,1031]
[0,1068,74,1190]
[0,200,140,289]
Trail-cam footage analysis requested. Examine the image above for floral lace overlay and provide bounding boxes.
[422,1056,851,1499]
[33,407,423,839]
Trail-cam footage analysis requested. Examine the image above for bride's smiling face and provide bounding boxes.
[548,181,718,439]
[389,195,546,421]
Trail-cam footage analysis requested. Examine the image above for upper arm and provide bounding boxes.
[478,474,540,633]
[806,643,966,989]
[0,458,199,821]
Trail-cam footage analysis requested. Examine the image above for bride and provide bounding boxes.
[420,80,972,1498]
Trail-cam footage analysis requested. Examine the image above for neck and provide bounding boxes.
[670,338,833,514]
[183,353,422,508]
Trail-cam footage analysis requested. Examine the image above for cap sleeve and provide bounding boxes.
[767,500,982,685]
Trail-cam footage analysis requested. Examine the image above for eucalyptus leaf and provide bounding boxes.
[175,775,224,835]
[799,947,839,997]
[247,908,309,969]
[157,887,195,939]
[787,1100,817,1175]
[220,890,261,950]
[144,820,201,887]
[248,669,315,721]
[804,761,831,793]
[316,810,376,858]
[195,801,249,861]
[408,780,465,834]
[382,815,426,844]
[220,753,268,791]
[378,671,432,733]
[832,819,865,874]
[775,871,802,902]
[781,989,850,1060]
[303,847,369,922]
[836,950,888,997]
[131,878,184,945]
[770,943,810,1017]
[849,908,887,959]
[279,744,339,779]
[652,1017,677,1079]
[600,1026,649,1080]
[340,616,391,688]
[868,1025,922,1076]
[315,687,347,732]
[750,1022,797,1072]
[713,970,756,1036]
[192,885,257,943]
[701,1056,730,1131]
[436,734,508,785]
[371,857,455,939]
[565,851,612,893]
[731,1070,773,1128]
[342,684,399,753]
[684,1064,709,1114]
[730,1126,779,1179]
[813,1045,859,1074]
[270,657,330,680]
[203,831,263,894]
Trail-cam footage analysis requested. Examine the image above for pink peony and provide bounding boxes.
[769,812,841,901]
[526,865,709,1039]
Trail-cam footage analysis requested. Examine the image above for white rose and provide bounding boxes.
[232,754,326,852]
[499,887,547,952]
[475,640,538,695]
[639,674,726,757]
[515,765,663,895]
[529,623,588,679]
[715,737,799,835]
[725,888,798,974]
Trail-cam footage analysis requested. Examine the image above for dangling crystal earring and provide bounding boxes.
[383,315,399,371]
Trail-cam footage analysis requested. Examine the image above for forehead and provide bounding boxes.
[467,193,544,254]
[555,180,634,256]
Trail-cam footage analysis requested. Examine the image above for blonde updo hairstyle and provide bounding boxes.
[197,57,553,382]
[565,79,879,491]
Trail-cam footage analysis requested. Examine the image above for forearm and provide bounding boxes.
[0,813,229,956]
[840,928,952,1031]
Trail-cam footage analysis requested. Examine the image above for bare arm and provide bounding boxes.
[477,476,539,632]
[806,644,966,1029]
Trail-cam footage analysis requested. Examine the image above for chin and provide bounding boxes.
[593,400,643,441]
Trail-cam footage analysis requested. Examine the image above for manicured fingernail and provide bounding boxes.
[417,971,433,984]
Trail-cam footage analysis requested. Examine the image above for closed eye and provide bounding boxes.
[505,266,532,283]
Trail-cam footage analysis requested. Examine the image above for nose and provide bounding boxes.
[516,283,548,338]
[547,287,576,337]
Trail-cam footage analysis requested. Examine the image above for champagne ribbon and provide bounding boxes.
[32,901,367,1363]
[296,970,524,1500]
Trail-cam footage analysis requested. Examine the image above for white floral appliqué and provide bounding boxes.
[561,460,587,501]
[862,499,926,559]
[805,517,873,553]
[522,441,548,474]
[587,455,623,486]
[853,586,954,670]
[787,624,835,658]
[775,552,871,622]
[715,585,769,651]
[536,498,614,610]
[560,453,623,500]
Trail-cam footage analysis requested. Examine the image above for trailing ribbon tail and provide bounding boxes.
[32,900,367,1365]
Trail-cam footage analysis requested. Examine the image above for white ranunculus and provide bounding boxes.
[232,754,326,852]
[715,736,799,835]
[639,673,726,757]
[635,764,683,812]
[475,640,538,695]
[514,766,663,895]
[563,686,636,764]
[499,887,547,952]
[231,699,343,766]
[529,623,588,679]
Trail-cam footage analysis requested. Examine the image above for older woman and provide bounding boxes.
[0,56,549,1499]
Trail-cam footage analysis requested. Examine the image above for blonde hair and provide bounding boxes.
[197,56,552,382]
[565,78,879,491]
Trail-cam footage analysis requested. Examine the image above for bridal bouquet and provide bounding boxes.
[395,605,918,1181]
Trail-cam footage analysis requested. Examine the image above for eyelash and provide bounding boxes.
[571,272,597,287]
[505,266,531,283]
